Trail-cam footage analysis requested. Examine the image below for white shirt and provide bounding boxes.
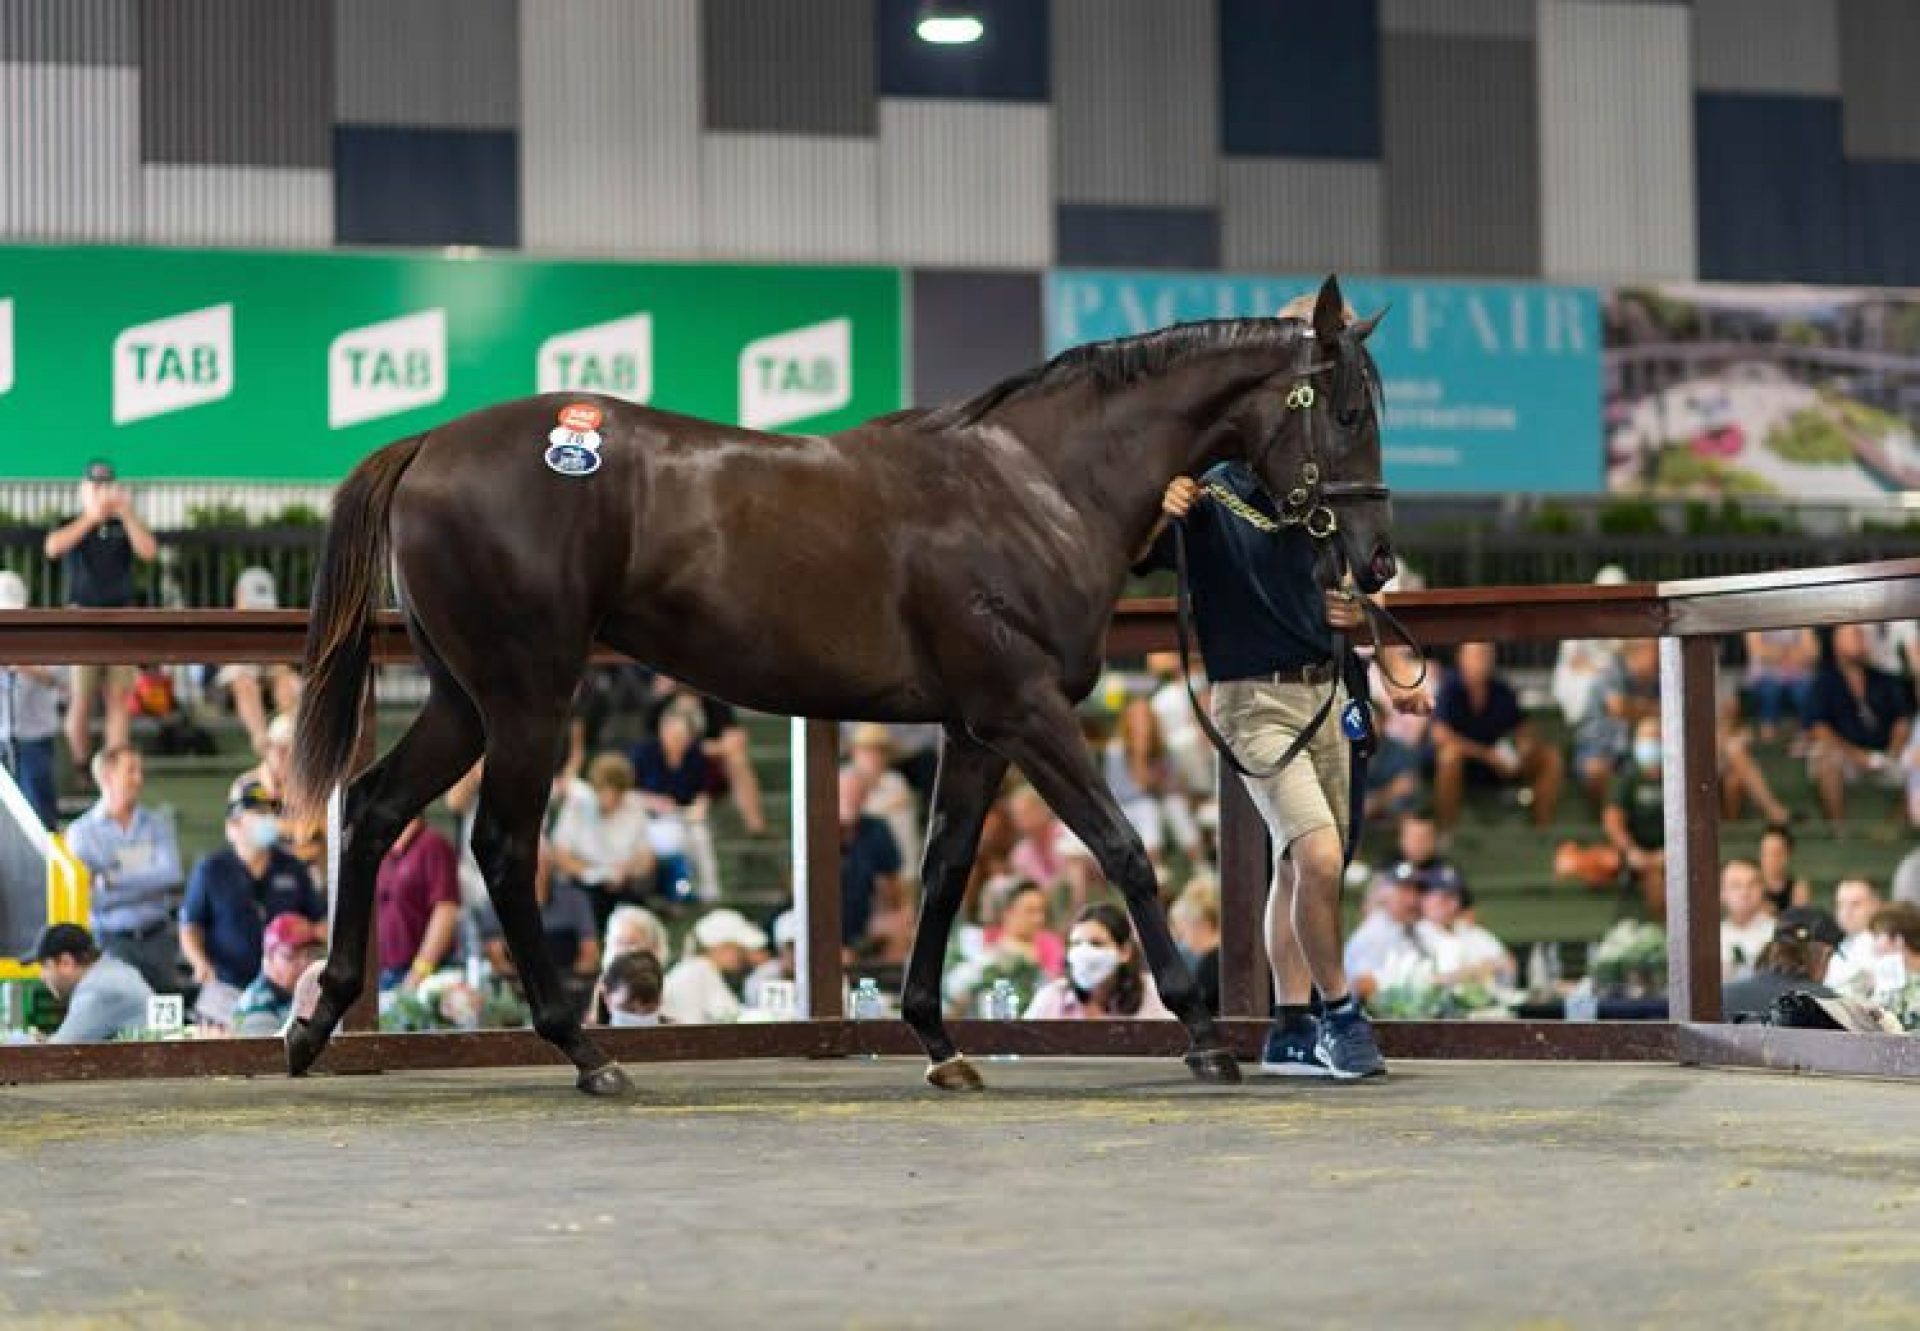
[1345,910,1423,984]
[660,955,740,1025]
[1721,916,1776,981]
[549,780,653,884]
[1417,919,1511,980]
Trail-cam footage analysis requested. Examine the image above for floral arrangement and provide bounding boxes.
[380,971,530,1033]
[1587,921,1668,998]
[1364,947,1501,1019]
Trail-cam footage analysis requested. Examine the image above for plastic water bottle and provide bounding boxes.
[461,912,490,994]
[1564,981,1600,1023]
[983,979,1021,1062]
[852,977,885,1060]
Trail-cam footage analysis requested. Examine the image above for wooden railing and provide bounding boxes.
[3,555,1918,1083]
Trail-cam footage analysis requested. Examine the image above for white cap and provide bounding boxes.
[0,571,26,611]
[693,908,768,952]
[772,910,799,949]
[1594,565,1628,586]
[235,566,278,610]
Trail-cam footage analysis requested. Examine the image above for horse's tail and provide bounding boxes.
[288,434,425,824]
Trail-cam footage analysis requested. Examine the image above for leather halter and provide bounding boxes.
[1251,332,1392,545]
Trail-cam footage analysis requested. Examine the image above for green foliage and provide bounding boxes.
[1767,406,1854,464]
[1652,447,1779,497]
[1524,501,1582,536]
[1682,500,1794,537]
[1594,497,1668,535]
[1778,319,1825,348]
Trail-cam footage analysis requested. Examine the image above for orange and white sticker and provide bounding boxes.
[559,402,602,433]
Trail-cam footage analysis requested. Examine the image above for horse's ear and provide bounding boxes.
[1312,275,1346,346]
[1350,304,1388,343]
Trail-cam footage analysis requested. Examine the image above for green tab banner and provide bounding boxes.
[0,246,904,481]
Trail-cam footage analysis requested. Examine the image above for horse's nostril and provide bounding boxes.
[1371,548,1398,584]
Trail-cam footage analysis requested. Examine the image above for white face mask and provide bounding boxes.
[244,813,281,852]
[1067,942,1122,992]
[609,1009,661,1028]
[1632,739,1662,770]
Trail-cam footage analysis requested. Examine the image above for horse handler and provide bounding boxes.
[1134,466,1428,1079]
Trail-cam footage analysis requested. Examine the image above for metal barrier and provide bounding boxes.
[2,556,1917,1083]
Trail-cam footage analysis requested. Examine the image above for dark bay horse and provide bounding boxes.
[287,275,1394,1095]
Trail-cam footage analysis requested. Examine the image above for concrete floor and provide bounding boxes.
[2,1058,1917,1329]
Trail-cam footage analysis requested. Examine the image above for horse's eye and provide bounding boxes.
[1336,409,1363,432]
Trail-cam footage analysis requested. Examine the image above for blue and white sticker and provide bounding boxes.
[545,440,602,476]
[1340,697,1371,743]
[548,426,602,450]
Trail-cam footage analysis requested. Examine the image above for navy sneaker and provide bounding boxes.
[1259,1017,1333,1078]
[1314,1005,1387,1080]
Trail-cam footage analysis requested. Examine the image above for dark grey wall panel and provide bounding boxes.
[911,269,1042,408]
[704,0,874,135]
[1056,204,1219,269]
[335,0,519,130]
[1693,0,1839,97]
[1839,0,1920,161]
[0,0,136,65]
[140,0,331,167]
[1052,0,1216,206]
[1382,32,1538,275]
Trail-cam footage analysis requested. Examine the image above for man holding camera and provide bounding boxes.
[42,460,157,773]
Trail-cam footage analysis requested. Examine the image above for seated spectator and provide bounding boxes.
[228,713,326,884]
[1804,624,1914,827]
[1755,824,1812,913]
[1716,685,1791,826]
[1720,859,1776,982]
[1169,875,1221,1015]
[231,913,325,1036]
[0,569,61,829]
[603,903,670,968]
[551,753,660,929]
[180,785,324,1016]
[1573,638,1657,804]
[65,745,184,994]
[1345,866,1426,999]
[1869,902,1920,978]
[660,908,767,1024]
[602,950,667,1026]
[840,767,906,961]
[1385,811,1462,893]
[643,675,767,836]
[1103,696,1201,867]
[982,880,1066,979]
[1603,717,1668,918]
[479,846,601,1003]
[1008,784,1069,890]
[626,707,711,901]
[1416,878,1516,989]
[1550,566,1628,730]
[1743,625,1818,741]
[376,818,461,991]
[743,910,799,1011]
[1432,642,1563,829]
[27,923,153,1043]
[1365,663,1433,823]
[1024,901,1172,1020]
[1825,877,1884,993]
[1144,651,1215,805]
[1722,908,1841,1020]
[213,566,302,757]
[845,724,923,886]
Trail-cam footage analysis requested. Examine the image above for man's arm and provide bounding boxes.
[42,510,101,560]
[112,496,159,562]
[110,821,184,897]
[409,902,460,982]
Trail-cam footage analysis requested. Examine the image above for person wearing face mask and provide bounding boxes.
[1603,716,1669,919]
[179,784,325,1018]
[601,950,667,1027]
[1023,902,1173,1020]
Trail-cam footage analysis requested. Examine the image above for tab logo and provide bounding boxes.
[329,310,446,429]
[112,303,233,423]
[739,318,851,431]
[537,312,652,402]
[0,298,13,395]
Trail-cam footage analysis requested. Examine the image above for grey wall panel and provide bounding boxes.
[0,61,139,238]
[1693,0,1838,96]
[143,164,331,245]
[1382,33,1538,276]
[521,0,701,256]
[703,0,873,136]
[1839,0,1920,161]
[139,0,331,167]
[1380,0,1532,39]
[1052,0,1215,206]
[0,0,135,65]
[701,132,878,260]
[880,99,1050,267]
[1220,159,1381,273]
[334,0,519,130]
[911,268,1042,408]
[1538,0,1694,280]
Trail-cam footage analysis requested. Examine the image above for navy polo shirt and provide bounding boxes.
[1435,675,1526,748]
[61,515,137,607]
[1135,462,1333,682]
[841,815,902,945]
[1803,664,1913,751]
[180,847,324,988]
[627,738,710,807]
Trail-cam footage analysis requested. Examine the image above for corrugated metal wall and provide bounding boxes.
[880,100,1051,267]
[1537,0,1695,282]
[1693,0,1839,97]
[1221,159,1380,273]
[701,133,879,260]
[1838,0,1920,162]
[0,60,139,239]
[703,0,874,136]
[1052,0,1215,208]
[334,0,520,131]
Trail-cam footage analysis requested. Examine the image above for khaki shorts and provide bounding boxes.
[70,662,138,701]
[1210,677,1351,857]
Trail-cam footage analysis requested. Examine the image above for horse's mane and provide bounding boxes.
[919,317,1306,430]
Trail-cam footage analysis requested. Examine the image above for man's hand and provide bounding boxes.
[1385,679,1431,716]
[1161,477,1201,519]
[190,959,215,987]
[1323,587,1365,631]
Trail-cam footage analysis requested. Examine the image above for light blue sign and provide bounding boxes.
[1048,271,1603,494]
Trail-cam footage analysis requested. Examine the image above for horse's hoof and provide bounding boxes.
[1185,1048,1243,1085]
[577,1063,636,1098]
[284,1019,325,1078]
[925,1055,986,1092]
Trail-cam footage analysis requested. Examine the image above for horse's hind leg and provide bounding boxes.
[469,707,629,1096]
[991,688,1240,1085]
[900,730,1007,1091]
[287,676,483,1075]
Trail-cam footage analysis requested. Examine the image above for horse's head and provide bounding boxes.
[1235,275,1396,593]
